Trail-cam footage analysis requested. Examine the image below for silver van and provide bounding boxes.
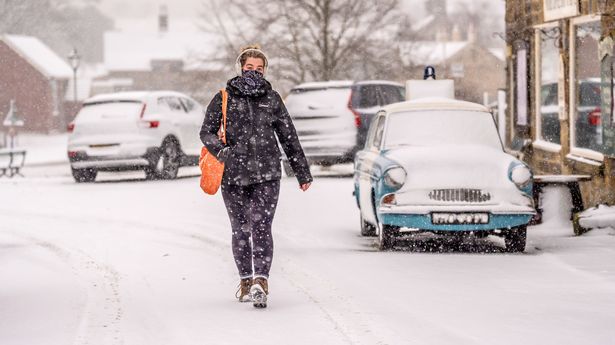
[283,80,404,173]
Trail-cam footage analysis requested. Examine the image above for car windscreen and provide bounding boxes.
[77,101,143,120]
[384,110,502,150]
[285,87,351,113]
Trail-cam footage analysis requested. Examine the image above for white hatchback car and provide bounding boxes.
[67,91,204,182]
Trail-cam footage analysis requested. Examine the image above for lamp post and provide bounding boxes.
[67,48,81,103]
[3,100,25,149]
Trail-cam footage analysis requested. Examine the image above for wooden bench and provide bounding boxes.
[531,174,592,233]
[0,148,27,177]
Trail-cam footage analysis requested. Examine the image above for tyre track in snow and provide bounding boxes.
[0,210,378,345]
[3,231,124,345]
[270,219,399,345]
[0,208,230,345]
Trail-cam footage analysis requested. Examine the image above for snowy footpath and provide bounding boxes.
[1,163,614,345]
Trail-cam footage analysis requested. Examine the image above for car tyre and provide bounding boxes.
[72,167,97,183]
[378,223,397,251]
[360,214,377,237]
[504,226,527,253]
[146,139,181,180]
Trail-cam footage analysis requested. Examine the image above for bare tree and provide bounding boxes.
[200,0,402,89]
[0,0,112,63]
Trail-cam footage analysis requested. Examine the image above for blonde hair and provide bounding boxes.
[238,44,268,68]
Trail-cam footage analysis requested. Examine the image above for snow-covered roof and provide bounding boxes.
[355,80,404,87]
[488,48,506,62]
[399,41,470,66]
[84,90,189,104]
[384,97,490,113]
[292,81,354,89]
[411,15,436,32]
[1,35,73,79]
[291,80,403,90]
[103,31,219,72]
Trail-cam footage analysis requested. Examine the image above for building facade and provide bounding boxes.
[0,35,73,133]
[505,0,615,206]
[400,41,505,104]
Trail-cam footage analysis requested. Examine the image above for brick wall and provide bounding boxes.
[0,41,70,132]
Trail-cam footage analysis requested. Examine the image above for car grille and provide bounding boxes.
[428,189,491,203]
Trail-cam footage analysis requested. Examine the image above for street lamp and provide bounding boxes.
[67,48,81,103]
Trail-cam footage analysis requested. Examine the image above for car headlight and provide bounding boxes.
[510,164,531,188]
[383,166,406,188]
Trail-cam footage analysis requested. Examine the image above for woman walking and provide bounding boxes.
[200,45,312,308]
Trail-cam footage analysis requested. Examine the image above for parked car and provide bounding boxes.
[540,79,603,149]
[67,91,204,182]
[354,97,536,252]
[282,80,404,174]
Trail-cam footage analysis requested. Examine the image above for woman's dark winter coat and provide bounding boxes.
[200,76,313,186]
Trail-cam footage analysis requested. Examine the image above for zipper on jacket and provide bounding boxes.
[247,99,258,172]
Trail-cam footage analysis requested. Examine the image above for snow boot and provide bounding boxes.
[250,277,268,308]
[235,277,253,302]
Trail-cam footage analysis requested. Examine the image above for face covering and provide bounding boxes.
[242,69,264,87]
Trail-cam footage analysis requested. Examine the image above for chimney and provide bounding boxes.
[451,24,461,42]
[467,22,477,43]
[159,5,169,33]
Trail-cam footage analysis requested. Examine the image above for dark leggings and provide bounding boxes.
[221,180,280,279]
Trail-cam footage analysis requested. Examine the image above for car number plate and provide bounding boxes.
[431,212,489,225]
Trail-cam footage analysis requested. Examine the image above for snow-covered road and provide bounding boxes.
[1,165,614,345]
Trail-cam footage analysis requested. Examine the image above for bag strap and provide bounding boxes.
[220,89,228,144]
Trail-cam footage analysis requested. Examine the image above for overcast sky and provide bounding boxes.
[97,0,504,33]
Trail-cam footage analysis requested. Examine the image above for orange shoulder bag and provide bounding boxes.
[199,89,228,195]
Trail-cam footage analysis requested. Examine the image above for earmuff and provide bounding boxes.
[234,48,269,76]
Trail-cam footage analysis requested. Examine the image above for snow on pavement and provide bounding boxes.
[1,171,614,345]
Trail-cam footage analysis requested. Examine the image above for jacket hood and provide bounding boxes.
[226,76,273,97]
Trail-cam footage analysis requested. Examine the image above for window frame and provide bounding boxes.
[533,22,562,152]
[569,15,604,162]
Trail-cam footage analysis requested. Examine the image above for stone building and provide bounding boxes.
[504,0,615,206]
[400,41,505,104]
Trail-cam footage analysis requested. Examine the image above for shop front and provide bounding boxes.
[506,0,615,207]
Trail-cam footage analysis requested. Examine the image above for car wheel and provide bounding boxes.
[72,167,97,183]
[378,223,397,250]
[504,225,527,253]
[282,160,295,177]
[147,139,181,180]
[360,214,377,237]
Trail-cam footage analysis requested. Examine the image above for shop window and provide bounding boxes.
[536,26,561,144]
[572,19,603,153]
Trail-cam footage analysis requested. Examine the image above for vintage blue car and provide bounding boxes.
[353,97,535,251]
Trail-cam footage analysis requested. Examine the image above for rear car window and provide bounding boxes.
[285,87,351,111]
[77,101,142,120]
[355,85,379,108]
[380,85,405,104]
[158,97,185,112]
[180,98,196,112]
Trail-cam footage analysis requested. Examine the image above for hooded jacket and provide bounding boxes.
[200,76,313,186]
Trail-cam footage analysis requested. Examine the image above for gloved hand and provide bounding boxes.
[217,146,231,163]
